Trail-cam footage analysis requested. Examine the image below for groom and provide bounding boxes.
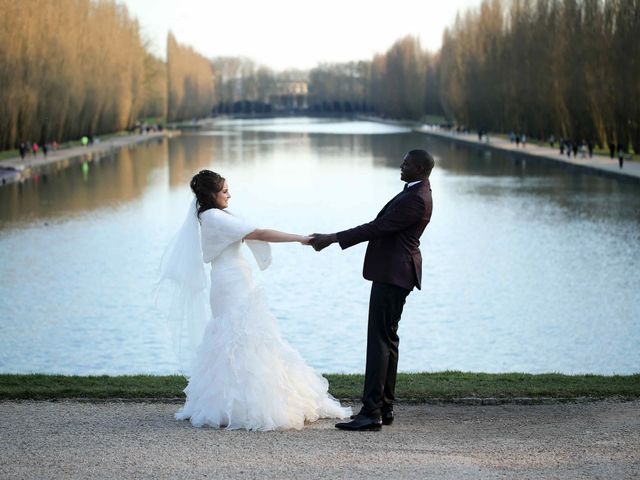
[310,149,434,431]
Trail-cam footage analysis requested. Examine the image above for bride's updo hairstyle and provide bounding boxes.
[190,169,225,217]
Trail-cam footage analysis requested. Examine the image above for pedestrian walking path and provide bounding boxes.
[1,400,637,479]
[416,126,640,182]
[0,131,178,186]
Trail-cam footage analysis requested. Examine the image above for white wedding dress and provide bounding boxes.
[172,207,350,430]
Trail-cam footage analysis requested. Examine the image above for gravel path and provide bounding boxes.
[1,400,638,479]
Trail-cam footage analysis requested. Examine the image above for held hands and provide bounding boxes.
[308,233,337,251]
[299,235,312,246]
[295,232,337,250]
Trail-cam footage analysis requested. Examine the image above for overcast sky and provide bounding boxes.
[121,0,482,71]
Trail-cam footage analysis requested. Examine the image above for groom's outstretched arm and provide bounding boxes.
[336,194,426,249]
[310,194,425,252]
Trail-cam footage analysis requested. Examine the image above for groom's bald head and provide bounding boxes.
[406,150,435,178]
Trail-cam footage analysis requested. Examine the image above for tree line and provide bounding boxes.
[0,0,214,150]
[167,33,214,122]
[307,0,639,151]
[307,37,443,119]
[439,0,639,151]
[3,0,637,152]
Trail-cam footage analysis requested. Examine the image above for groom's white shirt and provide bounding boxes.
[407,180,422,188]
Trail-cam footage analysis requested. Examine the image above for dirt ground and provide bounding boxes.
[1,400,638,479]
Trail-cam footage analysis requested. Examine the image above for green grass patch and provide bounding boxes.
[0,374,186,400]
[0,149,19,161]
[140,116,166,125]
[1,372,638,401]
[326,372,640,400]
[421,114,448,125]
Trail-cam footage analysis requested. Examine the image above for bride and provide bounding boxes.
[159,169,350,431]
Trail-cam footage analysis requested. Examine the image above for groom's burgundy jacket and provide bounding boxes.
[336,180,432,291]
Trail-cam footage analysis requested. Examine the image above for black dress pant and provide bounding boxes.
[361,281,411,417]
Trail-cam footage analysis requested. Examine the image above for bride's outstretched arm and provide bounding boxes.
[244,229,310,244]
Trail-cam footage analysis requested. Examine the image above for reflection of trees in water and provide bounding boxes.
[368,132,427,168]
[3,132,638,227]
[426,138,640,223]
[0,139,168,223]
[468,174,640,223]
[168,135,215,187]
[307,133,371,164]
[367,133,532,176]
[430,138,621,185]
[305,131,436,168]
[432,142,534,178]
[213,131,279,164]
[169,132,285,184]
[306,131,640,224]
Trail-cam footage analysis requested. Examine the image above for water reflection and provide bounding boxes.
[0,139,168,225]
[1,119,638,375]
[420,137,640,224]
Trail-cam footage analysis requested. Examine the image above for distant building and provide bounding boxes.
[271,80,308,110]
[211,57,309,114]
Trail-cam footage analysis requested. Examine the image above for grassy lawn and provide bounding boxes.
[420,114,448,125]
[0,149,19,161]
[1,372,638,401]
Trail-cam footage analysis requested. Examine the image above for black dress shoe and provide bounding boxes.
[381,409,394,426]
[349,408,365,419]
[350,409,394,425]
[335,414,382,431]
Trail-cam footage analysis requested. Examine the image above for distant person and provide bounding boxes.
[587,140,594,158]
[81,136,89,147]
[31,142,38,157]
[521,134,527,147]
[559,139,565,155]
[515,134,520,147]
[548,135,555,147]
[617,144,625,169]
[42,143,48,158]
[579,141,586,158]
[608,142,616,158]
[572,142,578,157]
[19,143,27,160]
